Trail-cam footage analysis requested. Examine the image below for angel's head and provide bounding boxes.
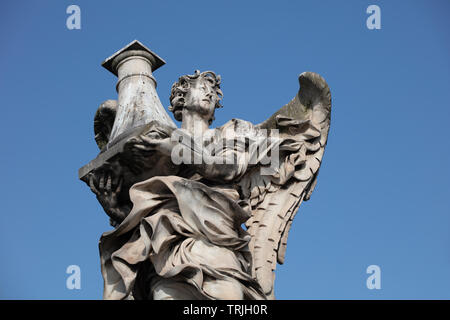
[169,70,223,125]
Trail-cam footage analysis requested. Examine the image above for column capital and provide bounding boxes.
[101,39,165,76]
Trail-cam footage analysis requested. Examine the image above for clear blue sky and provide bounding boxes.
[0,0,449,299]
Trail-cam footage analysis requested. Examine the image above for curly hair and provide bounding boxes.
[169,70,223,124]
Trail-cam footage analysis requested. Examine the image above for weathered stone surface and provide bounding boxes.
[79,40,176,187]
[102,40,175,141]
[79,40,332,300]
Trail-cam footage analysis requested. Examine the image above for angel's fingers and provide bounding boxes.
[99,174,105,190]
[133,144,152,151]
[106,174,112,192]
[128,137,140,144]
[115,177,123,193]
[140,135,160,145]
[125,137,141,148]
[89,175,99,195]
[130,163,142,175]
[111,173,120,191]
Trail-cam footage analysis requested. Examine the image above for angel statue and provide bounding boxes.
[80,43,331,300]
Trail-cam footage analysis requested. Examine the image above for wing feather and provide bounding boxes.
[94,100,117,150]
[243,72,331,298]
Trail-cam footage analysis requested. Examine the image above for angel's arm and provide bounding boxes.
[171,128,283,182]
[130,128,273,182]
[191,137,246,182]
[147,132,248,182]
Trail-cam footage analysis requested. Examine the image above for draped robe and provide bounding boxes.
[98,117,321,300]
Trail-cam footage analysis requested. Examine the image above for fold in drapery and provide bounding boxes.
[99,175,265,300]
[98,117,322,300]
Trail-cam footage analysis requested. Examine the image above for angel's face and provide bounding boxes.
[182,76,218,120]
[169,71,221,124]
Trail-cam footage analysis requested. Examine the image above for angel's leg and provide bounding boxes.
[151,277,202,300]
[202,277,244,300]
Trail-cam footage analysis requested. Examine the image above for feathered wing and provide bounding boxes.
[92,99,177,151]
[93,100,118,150]
[240,72,331,299]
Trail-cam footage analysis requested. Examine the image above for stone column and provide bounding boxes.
[102,40,175,143]
[78,40,176,181]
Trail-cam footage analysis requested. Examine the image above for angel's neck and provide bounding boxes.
[181,111,209,136]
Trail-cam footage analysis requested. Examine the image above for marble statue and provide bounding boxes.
[79,40,332,300]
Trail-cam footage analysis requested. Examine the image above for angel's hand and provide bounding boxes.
[89,172,126,225]
[141,135,176,156]
[126,134,176,157]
